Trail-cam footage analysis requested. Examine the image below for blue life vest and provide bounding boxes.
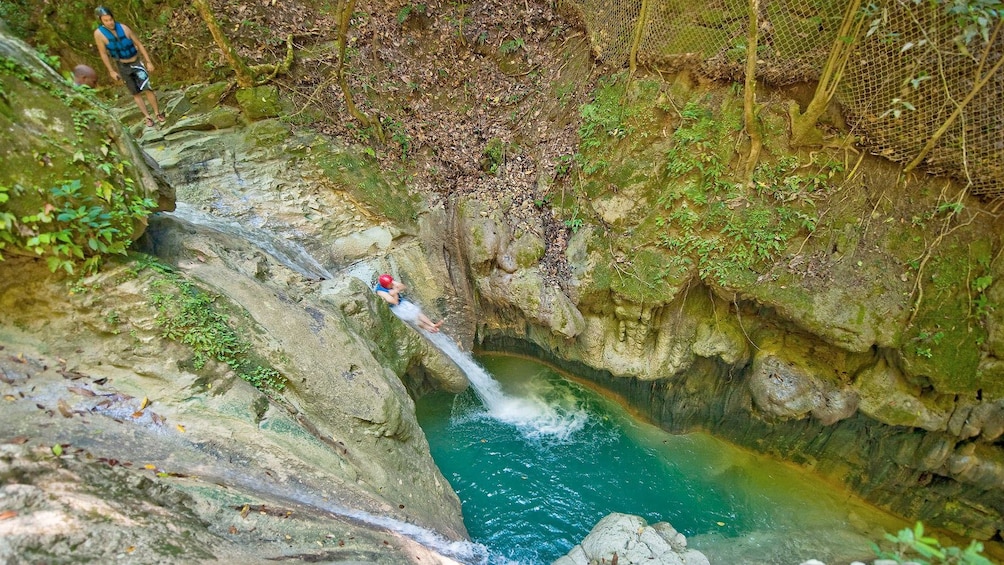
[97,22,138,61]
[374,282,407,305]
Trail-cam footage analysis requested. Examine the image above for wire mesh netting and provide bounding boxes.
[563,0,1004,198]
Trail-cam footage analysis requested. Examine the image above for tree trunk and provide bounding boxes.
[904,21,1004,173]
[193,0,255,88]
[789,0,862,146]
[628,0,650,77]
[335,0,383,141]
[743,0,762,184]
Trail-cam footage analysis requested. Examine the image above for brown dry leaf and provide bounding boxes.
[0,510,17,520]
[67,386,95,397]
[57,399,73,418]
[131,411,144,418]
[6,436,29,444]
[3,395,15,402]
[229,525,238,534]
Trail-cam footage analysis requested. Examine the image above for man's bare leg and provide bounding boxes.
[132,93,151,122]
[144,90,163,119]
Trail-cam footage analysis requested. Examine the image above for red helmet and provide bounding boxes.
[378,274,394,288]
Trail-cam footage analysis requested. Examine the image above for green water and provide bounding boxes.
[415,354,909,565]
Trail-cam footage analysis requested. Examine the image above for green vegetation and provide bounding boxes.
[873,521,992,565]
[396,3,427,24]
[499,38,526,55]
[652,98,827,286]
[482,137,510,175]
[313,142,420,226]
[0,56,156,274]
[141,258,287,393]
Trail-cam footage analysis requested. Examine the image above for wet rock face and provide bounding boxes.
[0,255,472,561]
[463,201,1004,541]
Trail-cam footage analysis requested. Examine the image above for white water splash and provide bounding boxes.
[167,203,334,280]
[400,312,588,442]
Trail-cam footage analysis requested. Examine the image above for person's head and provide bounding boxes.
[72,64,98,88]
[378,274,394,288]
[95,6,115,29]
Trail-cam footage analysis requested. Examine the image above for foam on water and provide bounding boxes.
[395,308,588,442]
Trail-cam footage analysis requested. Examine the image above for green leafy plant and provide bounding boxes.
[482,137,509,175]
[564,207,584,233]
[872,521,992,565]
[1,179,155,274]
[147,266,287,393]
[913,328,945,359]
[396,3,426,25]
[655,100,823,286]
[33,44,60,69]
[499,38,525,55]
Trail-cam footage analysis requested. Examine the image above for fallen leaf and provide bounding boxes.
[52,444,63,456]
[131,411,144,418]
[57,399,73,418]
[176,424,186,433]
[3,395,15,402]
[5,436,29,444]
[67,386,95,397]
[126,546,135,553]
[229,525,238,534]
[0,510,17,520]
[139,396,150,410]
[144,464,157,470]
[240,504,250,519]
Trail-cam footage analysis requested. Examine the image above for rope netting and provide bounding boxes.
[564,0,1004,198]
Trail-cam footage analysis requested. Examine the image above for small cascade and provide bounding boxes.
[236,481,491,565]
[396,309,588,442]
[166,203,334,280]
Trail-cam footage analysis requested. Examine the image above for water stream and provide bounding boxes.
[166,203,334,280]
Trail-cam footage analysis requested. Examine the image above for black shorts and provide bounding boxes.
[116,60,151,95]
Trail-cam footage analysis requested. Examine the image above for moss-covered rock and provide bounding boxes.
[0,28,169,273]
[236,85,282,120]
[855,358,952,431]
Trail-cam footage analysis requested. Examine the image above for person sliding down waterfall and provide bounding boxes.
[374,274,443,333]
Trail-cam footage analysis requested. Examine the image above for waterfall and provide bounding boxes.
[166,203,334,280]
[396,310,589,442]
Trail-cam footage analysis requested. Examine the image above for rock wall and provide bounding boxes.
[457,172,1004,544]
[0,43,477,560]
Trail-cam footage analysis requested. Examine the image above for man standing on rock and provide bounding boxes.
[92,6,165,128]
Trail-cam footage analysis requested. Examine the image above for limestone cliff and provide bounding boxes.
[457,75,1004,544]
[0,29,475,564]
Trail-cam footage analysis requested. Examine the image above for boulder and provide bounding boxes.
[554,513,710,565]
